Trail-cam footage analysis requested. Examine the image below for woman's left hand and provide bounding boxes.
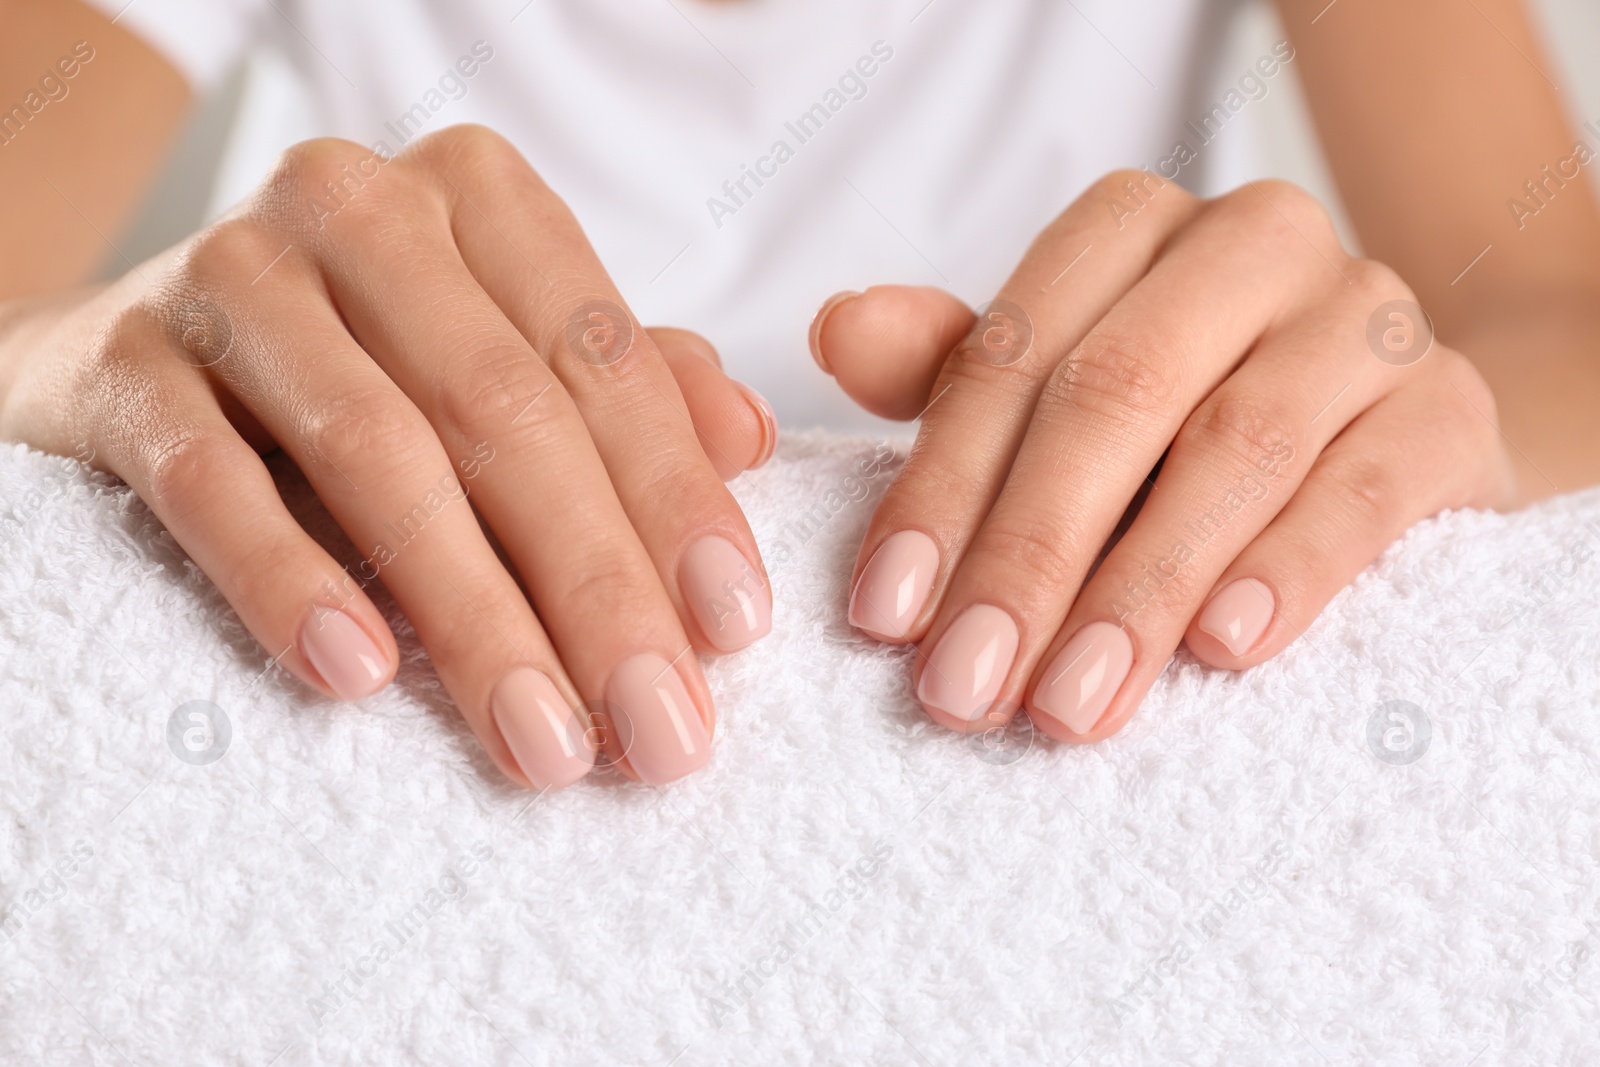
[811,171,1514,743]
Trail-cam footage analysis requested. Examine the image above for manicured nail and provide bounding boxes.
[680,535,771,652]
[808,290,861,374]
[607,652,711,784]
[299,605,389,700]
[849,530,939,641]
[1198,578,1275,656]
[916,604,1019,722]
[1032,622,1133,736]
[491,667,593,790]
[734,382,778,469]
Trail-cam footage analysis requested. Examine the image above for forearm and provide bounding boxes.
[1449,291,1600,506]
[0,0,189,301]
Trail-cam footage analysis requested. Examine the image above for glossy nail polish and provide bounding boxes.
[680,535,771,652]
[916,604,1019,722]
[299,605,389,700]
[607,652,711,784]
[491,667,593,790]
[808,290,861,374]
[1198,578,1274,656]
[1033,622,1132,736]
[734,382,778,470]
[849,530,939,641]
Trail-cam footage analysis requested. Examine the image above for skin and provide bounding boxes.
[0,3,773,789]
[816,0,1600,740]
[2,0,1597,768]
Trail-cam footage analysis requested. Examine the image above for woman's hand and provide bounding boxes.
[0,125,777,788]
[813,171,1513,743]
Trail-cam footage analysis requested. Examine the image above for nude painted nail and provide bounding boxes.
[299,605,389,700]
[734,382,778,469]
[1033,622,1133,736]
[1198,578,1275,656]
[491,667,593,790]
[916,604,1019,722]
[607,652,711,784]
[808,290,861,375]
[849,530,939,641]
[680,535,771,652]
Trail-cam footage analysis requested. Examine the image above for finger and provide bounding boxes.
[912,180,1350,731]
[650,326,777,480]
[809,285,975,420]
[847,171,1201,654]
[414,126,771,661]
[1184,362,1510,671]
[1018,262,1407,742]
[291,130,745,781]
[189,229,595,789]
[85,334,398,704]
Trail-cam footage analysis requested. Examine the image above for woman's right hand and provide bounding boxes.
[0,124,776,789]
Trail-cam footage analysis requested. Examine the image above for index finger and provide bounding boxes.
[845,171,1200,647]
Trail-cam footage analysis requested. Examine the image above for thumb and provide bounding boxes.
[809,285,975,420]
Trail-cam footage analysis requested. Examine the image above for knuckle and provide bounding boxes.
[644,455,731,519]
[304,386,427,467]
[558,549,662,621]
[80,308,157,387]
[1085,166,1191,214]
[440,343,553,436]
[1221,178,1337,243]
[258,137,412,237]
[412,123,532,183]
[1344,257,1413,306]
[884,458,972,524]
[265,137,373,198]
[1048,330,1179,420]
[1093,167,1161,197]
[978,515,1084,593]
[177,217,282,286]
[1184,391,1300,472]
[143,432,226,521]
[1322,452,1397,529]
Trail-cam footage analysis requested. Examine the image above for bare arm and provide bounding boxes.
[1278,0,1600,502]
[0,0,190,299]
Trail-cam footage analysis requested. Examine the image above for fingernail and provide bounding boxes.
[680,535,771,652]
[1198,578,1274,656]
[490,667,593,790]
[607,652,711,784]
[1032,621,1133,736]
[299,605,389,700]
[734,381,778,469]
[849,530,939,641]
[916,604,1019,722]
[808,290,861,375]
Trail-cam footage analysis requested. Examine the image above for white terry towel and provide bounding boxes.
[2,431,1600,1066]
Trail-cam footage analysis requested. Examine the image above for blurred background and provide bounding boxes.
[100,0,1600,440]
[114,0,1600,265]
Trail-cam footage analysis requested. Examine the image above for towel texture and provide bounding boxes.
[3,431,1600,1066]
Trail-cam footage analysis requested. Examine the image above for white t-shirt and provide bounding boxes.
[91,0,1245,431]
